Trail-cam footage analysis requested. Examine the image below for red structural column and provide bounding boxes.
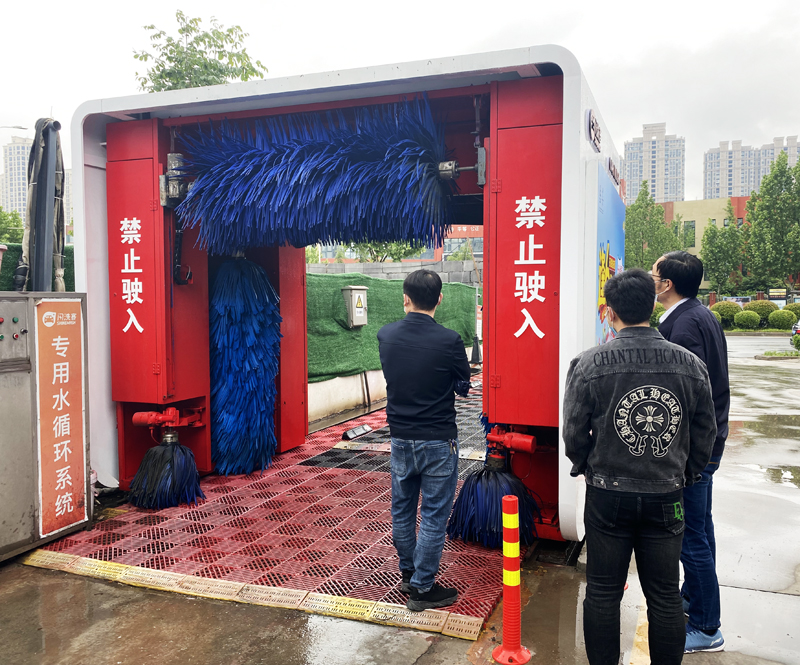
[492,495,532,665]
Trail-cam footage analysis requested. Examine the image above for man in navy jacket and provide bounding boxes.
[654,251,730,654]
[378,269,470,612]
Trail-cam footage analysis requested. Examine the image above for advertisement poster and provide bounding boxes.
[596,162,627,345]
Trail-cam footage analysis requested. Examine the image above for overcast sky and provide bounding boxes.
[2,0,799,201]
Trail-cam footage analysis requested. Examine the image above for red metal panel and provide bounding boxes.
[487,124,562,427]
[107,119,212,489]
[274,246,309,448]
[166,224,211,403]
[496,77,563,129]
[106,159,162,404]
[106,121,158,162]
[251,246,309,451]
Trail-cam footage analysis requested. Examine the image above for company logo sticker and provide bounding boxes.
[42,312,57,327]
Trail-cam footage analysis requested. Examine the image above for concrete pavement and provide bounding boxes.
[1,336,798,664]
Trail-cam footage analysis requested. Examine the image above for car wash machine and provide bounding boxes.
[73,46,626,543]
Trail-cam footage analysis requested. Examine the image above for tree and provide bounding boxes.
[134,10,266,92]
[0,207,24,244]
[305,245,320,264]
[624,181,682,269]
[701,209,741,294]
[348,241,424,263]
[746,153,800,290]
[447,238,475,261]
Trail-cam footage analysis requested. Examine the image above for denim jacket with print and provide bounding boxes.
[563,327,717,493]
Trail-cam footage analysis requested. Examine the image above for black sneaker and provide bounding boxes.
[406,583,458,612]
[401,570,414,594]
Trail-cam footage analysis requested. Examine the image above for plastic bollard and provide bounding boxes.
[492,495,532,665]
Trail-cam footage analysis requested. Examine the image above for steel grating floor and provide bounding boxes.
[31,376,501,639]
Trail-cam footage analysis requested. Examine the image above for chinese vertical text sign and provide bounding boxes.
[35,299,87,537]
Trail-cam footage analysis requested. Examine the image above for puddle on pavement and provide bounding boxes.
[763,466,800,489]
[730,414,800,445]
[727,415,800,489]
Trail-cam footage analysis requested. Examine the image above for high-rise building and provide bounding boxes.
[1,136,33,217]
[703,136,798,199]
[64,168,73,243]
[623,123,685,206]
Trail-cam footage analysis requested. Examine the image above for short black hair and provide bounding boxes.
[657,251,703,299]
[403,269,442,311]
[604,268,655,325]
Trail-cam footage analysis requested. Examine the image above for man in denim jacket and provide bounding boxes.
[563,268,716,665]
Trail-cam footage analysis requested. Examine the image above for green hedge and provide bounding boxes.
[793,334,800,352]
[743,300,778,327]
[783,303,800,319]
[0,243,75,291]
[307,273,476,383]
[650,303,666,328]
[768,309,797,330]
[710,301,741,329]
[734,310,760,329]
[711,310,722,325]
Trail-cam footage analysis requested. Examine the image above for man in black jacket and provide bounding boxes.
[564,268,716,665]
[654,251,730,654]
[378,269,470,612]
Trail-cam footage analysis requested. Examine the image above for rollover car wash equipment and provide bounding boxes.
[76,47,625,541]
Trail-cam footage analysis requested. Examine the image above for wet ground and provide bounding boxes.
[1,337,798,665]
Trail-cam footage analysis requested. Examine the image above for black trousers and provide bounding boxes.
[583,485,686,665]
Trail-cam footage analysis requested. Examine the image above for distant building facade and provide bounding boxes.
[623,123,685,206]
[1,136,33,217]
[659,196,750,289]
[703,136,798,199]
[64,168,73,243]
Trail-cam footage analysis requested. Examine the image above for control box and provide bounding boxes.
[341,285,369,328]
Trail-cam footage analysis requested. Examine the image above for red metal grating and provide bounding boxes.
[137,526,172,540]
[188,550,226,564]
[292,549,327,563]
[138,541,175,555]
[196,565,236,579]
[316,579,357,596]
[348,584,392,601]
[336,543,369,554]
[351,555,385,570]
[91,531,126,546]
[230,531,261,544]
[275,523,307,537]
[244,557,282,571]
[141,555,178,570]
[43,405,505,628]
[92,519,127,531]
[219,505,249,517]
[135,514,170,526]
[253,571,292,587]
[87,547,127,561]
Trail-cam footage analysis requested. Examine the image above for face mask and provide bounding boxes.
[654,281,668,304]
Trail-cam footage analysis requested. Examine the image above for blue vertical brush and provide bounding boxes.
[209,258,282,475]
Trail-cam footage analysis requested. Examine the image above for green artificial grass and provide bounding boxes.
[307,273,476,383]
[0,243,75,291]
[763,350,800,357]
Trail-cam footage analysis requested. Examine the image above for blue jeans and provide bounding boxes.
[681,455,723,632]
[390,437,459,592]
[583,485,685,665]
